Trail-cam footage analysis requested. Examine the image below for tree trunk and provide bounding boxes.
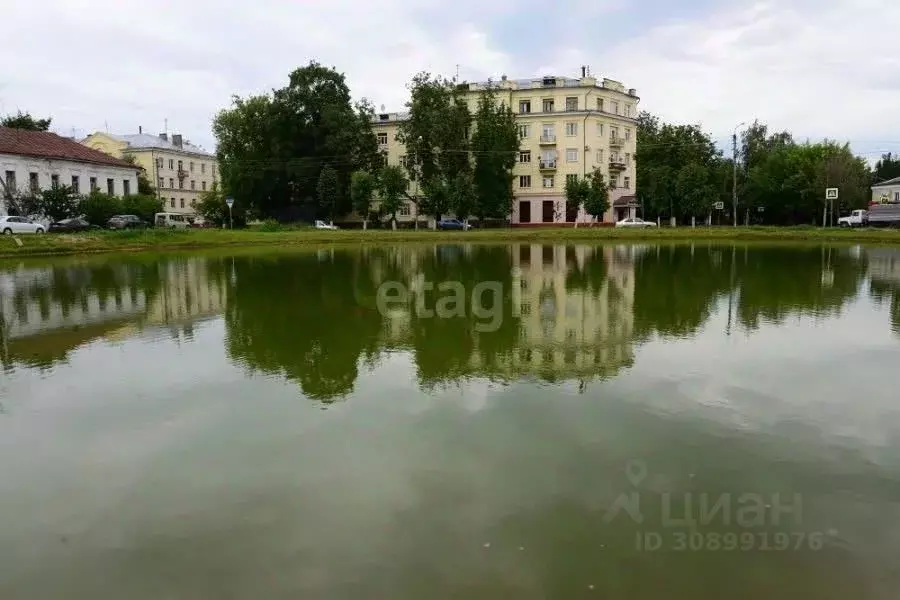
[391,216,397,230]
[363,219,368,231]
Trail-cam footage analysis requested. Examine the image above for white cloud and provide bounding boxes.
[2,0,898,157]
[586,0,900,151]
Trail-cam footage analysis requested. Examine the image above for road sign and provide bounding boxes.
[825,188,839,200]
[225,197,234,208]
[713,201,724,210]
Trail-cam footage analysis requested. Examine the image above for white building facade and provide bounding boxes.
[0,127,139,216]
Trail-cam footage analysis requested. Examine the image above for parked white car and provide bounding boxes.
[615,217,657,228]
[314,220,339,230]
[0,216,45,234]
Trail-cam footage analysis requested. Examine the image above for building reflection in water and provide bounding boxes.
[0,258,228,370]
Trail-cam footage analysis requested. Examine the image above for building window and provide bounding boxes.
[895,191,900,202]
[399,203,411,216]
[191,199,197,207]
[519,150,531,163]
[596,123,604,137]
[158,177,165,188]
[565,122,577,136]
[180,198,185,208]
[625,128,632,141]
[51,174,60,188]
[71,175,80,193]
[169,177,174,188]
[625,104,632,117]
[518,124,530,139]
[624,176,631,189]
[169,159,174,169]
[519,175,531,188]
[519,100,531,114]
[625,153,631,166]
[542,99,554,112]
[171,198,176,208]
[202,181,207,191]
[190,180,195,190]
[610,127,619,139]
[156,157,163,169]
[597,98,604,111]
[177,160,183,171]
[611,101,619,115]
[566,174,578,186]
[609,176,618,188]
[565,97,578,111]
[542,176,554,188]
[179,179,184,189]
[29,172,39,192]
[107,178,115,195]
[596,149,604,163]
[89,177,97,192]
[541,124,555,141]
[566,148,578,162]
[4,170,15,193]
[201,163,206,174]
[190,161,195,173]
[123,180,131,196]
[377,132,388,145]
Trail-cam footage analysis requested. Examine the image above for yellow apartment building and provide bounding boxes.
[372,70,640,226]
[82,129,219,216]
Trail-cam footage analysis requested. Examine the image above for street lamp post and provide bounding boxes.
[732,122,746,227]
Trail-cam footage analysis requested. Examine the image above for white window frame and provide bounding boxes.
[519,150,531,163]
[566,148,578,162]
[519,124,531,138]
[565,122,578,136]
[519,100,531,114]
[596,123,604,137]
[519,175,531,188]
[542,176,554,189]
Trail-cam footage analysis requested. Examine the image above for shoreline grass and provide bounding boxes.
[1,226,900,259]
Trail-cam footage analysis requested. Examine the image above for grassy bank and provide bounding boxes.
[2,226,900,258]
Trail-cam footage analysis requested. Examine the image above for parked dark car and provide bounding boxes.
[107,214,147,230]
[436,219,470,231]
[48,217,99,233]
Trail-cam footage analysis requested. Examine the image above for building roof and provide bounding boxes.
[0,127,136,168]
[873,176,900,188]
[108,133,213,156]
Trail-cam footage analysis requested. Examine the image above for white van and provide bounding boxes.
[155,213,190,229]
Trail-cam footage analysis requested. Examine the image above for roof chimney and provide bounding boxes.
[582,66,586,77]
[172,134,183,148]
[138,125,142,134]
[159,132,168,141]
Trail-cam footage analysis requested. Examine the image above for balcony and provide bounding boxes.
[539,160,558,171]
[177,168,188,180]
[609,136,625,148]
[539,134,557,145]
[609,156,627,171]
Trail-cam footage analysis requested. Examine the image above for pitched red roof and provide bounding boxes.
[0,127,136,169]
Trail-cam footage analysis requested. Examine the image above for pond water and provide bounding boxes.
[1,243,900,599]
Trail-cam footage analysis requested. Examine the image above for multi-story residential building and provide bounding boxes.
[0,127,139,216]
[82,129,219,216]
[372,70,639,225]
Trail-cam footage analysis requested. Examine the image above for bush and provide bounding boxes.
[38,185,80,222]
[121,194,163,223]
[257,219,282,232]
[79,191,123,226]
[197,186,247,228]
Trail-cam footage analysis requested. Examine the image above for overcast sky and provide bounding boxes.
[4,0,899,160]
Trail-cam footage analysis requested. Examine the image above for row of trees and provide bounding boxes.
[636,115,873,225]
[215,65,532,227]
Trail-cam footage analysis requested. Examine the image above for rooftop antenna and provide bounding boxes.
[456,64,459,82]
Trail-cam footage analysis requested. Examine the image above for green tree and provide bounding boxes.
[350,170,376,229]
[214,62,378,222]
[873,152,900,185]
[37,185,79,221]
[675,162,716,224]
[316,164,339,222]
[121,155,155,195]
[564,176,590,227]
[1,110,51,131]
[79,191,123,226]
[448,171,477,226]
[584,168,611,223]
[4,192,42,218]
[398,73,471,226]
[197,184,247,228]
[377,165,408,229]
[470,83,518,222]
